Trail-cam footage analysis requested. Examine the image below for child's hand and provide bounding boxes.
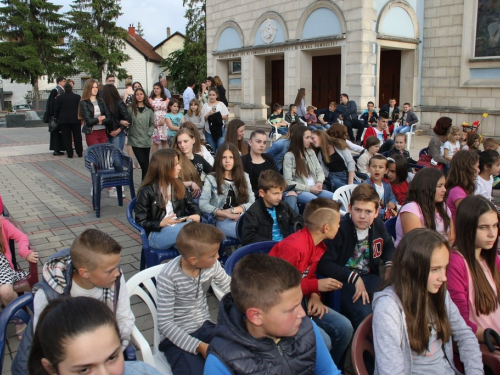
[196,342,209,359]
[387,202,397,210]
[318,278,343,292]
[26,252,38,263]
[160,214,183,227]
[353,278,370,305]
[187,215,201,222]
[307,293,328,319]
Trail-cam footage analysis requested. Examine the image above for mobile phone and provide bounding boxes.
[212,106,216,111]
[283,184,296,193]
[176,216,189,222]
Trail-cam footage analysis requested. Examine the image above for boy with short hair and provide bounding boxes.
[12,229,135,374]
[317,101,339,126]
[359,101,379,126]
[269,198,353,368]
[205,254,340,374]
[484,137,500,151]
[241,170,303,245]
[269,103,289,135]
[317,184,395,329]
[393,102,418,136]
[285,103,307,126]
[157,222,231,374]
[364,154,397,218]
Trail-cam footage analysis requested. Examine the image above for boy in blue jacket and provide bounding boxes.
[204,254,340,375]
[363,154,397,219]
[317,184,395,329]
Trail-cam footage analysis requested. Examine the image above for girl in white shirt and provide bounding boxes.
[200,87,229,153]
[443,125,462,161]
[475,149,500,202]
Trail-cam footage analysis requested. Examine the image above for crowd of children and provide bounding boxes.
[4,102,500,375]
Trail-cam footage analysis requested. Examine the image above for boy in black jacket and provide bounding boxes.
[317,184,394,329]
[241,170,303,245]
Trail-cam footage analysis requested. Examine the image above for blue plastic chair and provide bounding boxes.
[224,241,278,276]
[85,144,136,218]
[202,213,240,266]
[385,217,397,240]
[0,293,33,371]
[126,198,179,270]
[235,215,245,242]
[419,147,429,158]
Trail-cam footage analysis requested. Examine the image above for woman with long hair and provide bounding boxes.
[197,81,208,106]
[282,126,334,209]
[395,167,453,247]
[428,116,453,173]
[102,84,131,151]
[213,75,228,107]
[446,150,480,224]
[184,98,204,141]
[310,129,357,191]
[135,149,201,250]
[372,228,482,374]
[294,88,307,119]
[327,123,364,153]
[386,154,412,205]
[172,128,212,199]
[199,142,254,238]
[266,121,302,170]
[79,79,111,146]
[28,297,161,375]
[200,87,229,153]
[225,119,248,155]
[149,81,169,154]
[181,121,214,165]
[126,88,154,180]
[448,195,500,343]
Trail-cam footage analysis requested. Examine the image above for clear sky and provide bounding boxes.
[55,0,188,47]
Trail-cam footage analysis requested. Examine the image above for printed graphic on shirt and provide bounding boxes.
[372,238,383,258]
[346,238,370,274]
[267,207,284,241]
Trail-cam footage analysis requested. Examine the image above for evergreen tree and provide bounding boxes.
[0,0,73,109]
[161,0,206,92]
[67,0,129,80]
[136,21,144,38]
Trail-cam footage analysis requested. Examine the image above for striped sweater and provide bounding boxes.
[156,256,231,354]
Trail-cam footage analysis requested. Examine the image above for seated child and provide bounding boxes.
[359,101,379,126]
[462,132,480,153]
[388,133,417,165]
[12,229,135,374]
[157,222,231,374]
[386,154,413,205]
[475,149,500,202]
[268,103,289,136]
[443,125,462,161]
[305,105,324,130]
[483,137,499,151]
[317,184,395,329]
[356,136,381,178]
[317,102,339,126]
[241,170,303,245]
[363,154,397,218]
[285,104,308,126]
[205,254,340,374]
[269,198,353,368]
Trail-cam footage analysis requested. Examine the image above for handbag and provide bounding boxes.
[417,153,444,171]
[48,117,59,132]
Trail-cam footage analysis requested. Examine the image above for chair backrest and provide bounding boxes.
[384,217,397,240]
[332,184,358,213]
[419,147,429,157]
[0,293,33,371]
[351,313,374,375]
[409,122,419,132]
[84,143,124,172]
[381,151,389,157]
[235,214,244,242]
[224,241,278,276]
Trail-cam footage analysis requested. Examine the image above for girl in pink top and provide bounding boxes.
[448,195,500,342]
[395,168,454,247]
[445,150,479,224]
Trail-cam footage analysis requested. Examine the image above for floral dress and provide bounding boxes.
[150,97,169,143]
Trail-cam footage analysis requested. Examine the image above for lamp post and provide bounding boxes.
[0,80,4,111]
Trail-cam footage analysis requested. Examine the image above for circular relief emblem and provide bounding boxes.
[260,19,277,44]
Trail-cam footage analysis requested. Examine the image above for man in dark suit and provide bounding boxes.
[54,83,82,158]
[46,76,66,155]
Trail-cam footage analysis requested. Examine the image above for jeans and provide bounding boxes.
[393,125,411,135]
[379,139,395,154]
[284,190,334,210]
[313,307,353,368]
[148,222,191,249]
[328,170,360,192]
[132,147,150,181]
[340,273,381,329]
[205,127,226,153]
[108,131,125,150]
[216,217,238,238]
[277,127,288,135]
[344,119,368,142]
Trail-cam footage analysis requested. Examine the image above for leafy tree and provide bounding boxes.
[67,0,129,80]
[161,0,206,92]
[136,21,144,38]
[0,0,74,108]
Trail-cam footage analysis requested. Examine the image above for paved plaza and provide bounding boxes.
[0,126,431,373]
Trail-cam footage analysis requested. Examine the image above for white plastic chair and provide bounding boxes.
[406,122,418,150]
[332,184,358,216]
[267,119,290,142]
[126,264,226,373]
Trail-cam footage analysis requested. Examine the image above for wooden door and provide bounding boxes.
[378,50,401,108]
[271,60,284,106]
[312,55,341,110]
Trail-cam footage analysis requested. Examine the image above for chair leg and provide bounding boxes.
[129,182,136,199]
[117,186,123,207]
[140,249,146,270]
[95,182,102,218]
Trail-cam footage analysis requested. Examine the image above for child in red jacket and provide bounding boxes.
[269,198,353,369]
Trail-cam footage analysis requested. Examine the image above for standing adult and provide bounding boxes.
[53,83,82,158]
[198,81,208,106]
[214,76,228,107]
[160,78,172,99]
[46,76,66,156]
[105,74,115,85]
[149,82,169,154]
[335,93,367,143]
[102,84,131,151]
[362,113,395,153]
[182,79,196,115]
[294,88,307,119]
[127,88,155,180]
[201,87,229,152]
[206,76,216,89]
[79,79,111,147]
[428,117,453,174]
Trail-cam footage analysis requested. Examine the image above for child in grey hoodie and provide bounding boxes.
[372,228,483,375]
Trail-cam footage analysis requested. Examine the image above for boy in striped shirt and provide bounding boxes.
[156,222,231,374]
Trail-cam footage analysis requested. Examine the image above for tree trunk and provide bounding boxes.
[33,79,40,110]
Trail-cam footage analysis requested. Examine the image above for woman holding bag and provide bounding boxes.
[79,79,111,146]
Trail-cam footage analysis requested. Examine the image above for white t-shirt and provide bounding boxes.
[443,140,461,158]
[475,175,493,201]
[374,128,385,142]
[200,102,229,134]
[374,182,384,201]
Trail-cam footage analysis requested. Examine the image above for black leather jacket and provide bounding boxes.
[108,100,132,132]
[134,181,201,234]
[80,99,112,129]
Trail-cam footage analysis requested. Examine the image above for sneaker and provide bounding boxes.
[90,188,93,197]
[109,187,125,198]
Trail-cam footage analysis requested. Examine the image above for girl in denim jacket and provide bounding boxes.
[199,143,254,238]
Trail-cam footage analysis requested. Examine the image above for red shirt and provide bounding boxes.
[269,228,324,296]
[390,181,409,205]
